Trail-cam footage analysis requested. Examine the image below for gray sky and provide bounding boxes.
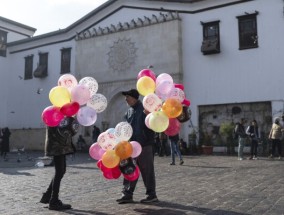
[1,0,109,36]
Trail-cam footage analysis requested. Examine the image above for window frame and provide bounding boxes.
[0,30,8,57]
[24,55,34,80]
[60,48,72,74]
[237,13,258,50]
[201,20,220,55]
[33,52,48,78]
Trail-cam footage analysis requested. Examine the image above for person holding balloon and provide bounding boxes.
[40,117,78,211]
[116,89,158,204]
[169,133,184,165]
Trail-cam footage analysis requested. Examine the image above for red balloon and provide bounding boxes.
[174,83,184,90]
[182,99,191,107]
[97,159,103,169]
[137,69,156,81]
[164,118,181,136]
[42,106,64,127]
[111,165,122,179]
[60,101,80,116]
[101,165,121,180]
[123,166,140,181]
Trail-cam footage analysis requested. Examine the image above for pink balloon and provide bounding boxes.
[71,84,91,105]
[174,83,184,90]
[42,106,64,127]
[123,166,140,181]
[137,69,156,81]
[182,99,191,107]
[164,118,181,136]
[89,142,106,160]
[130,141,142,158]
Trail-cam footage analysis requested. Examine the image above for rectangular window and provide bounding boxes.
[201,21,220,55]
[61,48,71,74]
[34,53,48,78]
[24,55,33,80]
[0,30,8,57]
[237,13,258,50]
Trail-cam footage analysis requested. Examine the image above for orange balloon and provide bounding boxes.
[162,98,183,118]
[102,150,120,168]
[115,141,133,160]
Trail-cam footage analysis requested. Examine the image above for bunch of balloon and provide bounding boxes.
[136,69,191,137]
[89,121,142,180]
[41,74,108,128]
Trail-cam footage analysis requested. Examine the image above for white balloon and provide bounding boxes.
[87,93,108,113]
[58,74,78,91]
[114,122,133,141]
[155,73,173,86]
[79,77,98,96]
[143,93,162,112]
[97,130,118,150]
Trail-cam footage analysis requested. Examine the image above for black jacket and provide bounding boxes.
[45,126,75,156]
[124,100,155,147]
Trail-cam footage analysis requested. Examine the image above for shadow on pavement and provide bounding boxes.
[141,201,250,215]
[61,208,109,215]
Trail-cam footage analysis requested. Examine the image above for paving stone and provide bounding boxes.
[0,153,283,214]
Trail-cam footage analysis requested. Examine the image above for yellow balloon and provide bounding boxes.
[136,76,155,96]
[162,98,183,118]
[102,149,120,168]
[49,86,71,107]
[149,111,169,132]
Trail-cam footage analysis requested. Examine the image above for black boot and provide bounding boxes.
[49,199,72,211]
[39,192,51,204]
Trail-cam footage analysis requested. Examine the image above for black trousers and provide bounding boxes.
[271,139,282,157]
[250,139,258,157]
[45,155,66,200]
[122,145,156,197]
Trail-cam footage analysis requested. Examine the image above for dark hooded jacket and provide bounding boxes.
[45,117,78,156]
[124,100,155,147]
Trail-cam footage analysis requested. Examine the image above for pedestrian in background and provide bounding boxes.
[246,120,259,160]
[235,118,247,160]
[169,133,184,165]
[0,127,11,161]
[268,117,283,159]
[92,125,101,143]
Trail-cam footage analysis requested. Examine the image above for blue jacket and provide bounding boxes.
[124,100,155,147]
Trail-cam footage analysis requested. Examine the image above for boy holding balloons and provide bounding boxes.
[116,89,158,204]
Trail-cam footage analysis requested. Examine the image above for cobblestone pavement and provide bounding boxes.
[0,152,283,215]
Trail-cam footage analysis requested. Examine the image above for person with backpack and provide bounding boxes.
[235,118,247,160]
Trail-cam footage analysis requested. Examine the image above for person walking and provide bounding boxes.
[1,127,11,161]
[268,117,283,159]
[40,117,78,210]
[169,133,184,165]
[116,89,158,204]
[92,125,101,143]
[246,120,259,160]
[235,118,247,160]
